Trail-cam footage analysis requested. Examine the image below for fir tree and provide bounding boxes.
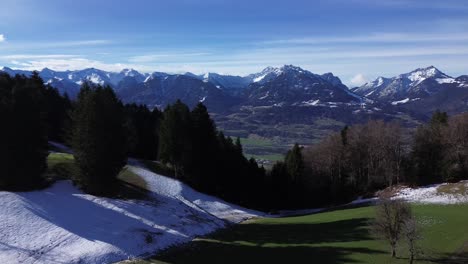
[70,83,127,195]
[0,72,48,190]
[158,100,192,178]
[188,102,218,190]
[124,104,160,160]
[285,143,304,182]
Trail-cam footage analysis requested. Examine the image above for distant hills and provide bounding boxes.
[2,64,466,143]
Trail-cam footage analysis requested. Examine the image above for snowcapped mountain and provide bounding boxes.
[245,66,284,84]
[0,67,150,97]
[116,73,238,112]
[184,72,250,95]
[1,66,33,77]
[243,65,363,107]
[353,66,468,115]
[2,64,466,117]
[0,64,429,142]
[353,66,457,101]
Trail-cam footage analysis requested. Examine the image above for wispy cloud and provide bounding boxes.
[10,58,126,72]
[339,0,468,10]
[262,32,468,45]
[1,54,79,60]
[50,40,110,47]
[0,34,5,42]
[0,39,111,51]
[129,52,212,63]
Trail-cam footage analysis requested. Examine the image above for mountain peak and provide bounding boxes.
[404,65,448,83]
[410,65,440,74]
[280,64,304,72]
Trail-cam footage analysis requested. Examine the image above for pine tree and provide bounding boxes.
[158,100,192,178]
[124,104,160,160]
[188,102,218,190]
[70,83,127,195]
[270,161,289,208]
[285,143,304,182]
[43,85,72,142]
[0,72,48,190]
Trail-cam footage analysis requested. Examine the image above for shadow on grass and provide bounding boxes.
[426,252,468,264]
[151,217,384,264]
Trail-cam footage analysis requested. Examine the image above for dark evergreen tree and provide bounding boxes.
[70,83,127,195]
[43,86,72,142]
[270,161,289,208]
[0,72,48,190]
[124,104,160,160]
[158,100,192,178]
[285,143,304,183]
[187,103,218,190]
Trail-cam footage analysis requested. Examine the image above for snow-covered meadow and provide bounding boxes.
[394,181,468,204]
[1,152,467,264]
[0,163,264,264]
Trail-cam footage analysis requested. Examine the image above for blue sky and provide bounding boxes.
[0,0,467,86]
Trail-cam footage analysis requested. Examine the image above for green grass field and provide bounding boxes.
[130,204,468,264]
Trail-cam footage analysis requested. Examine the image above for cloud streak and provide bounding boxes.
[1,54,79,60]
[0,34,5,42]
[129,52,212,63]
[262,32,468,45]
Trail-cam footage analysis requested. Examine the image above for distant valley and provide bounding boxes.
[2,65,467,160]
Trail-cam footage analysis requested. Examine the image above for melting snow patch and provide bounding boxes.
[365,90,375,97]
[436,78,455,84]
[391,98,410,105]
[301,99,320,106]
[0,164,264,264]
[394,181,468,204]
[259,91,270,100]
[253,74,267,83]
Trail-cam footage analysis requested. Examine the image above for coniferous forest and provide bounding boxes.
[1,72,468,210]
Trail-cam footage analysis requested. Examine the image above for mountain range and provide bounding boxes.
[2,64,467,144]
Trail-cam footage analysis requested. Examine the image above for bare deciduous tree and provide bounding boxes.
[372,198,412,258]
[404,216,422,264]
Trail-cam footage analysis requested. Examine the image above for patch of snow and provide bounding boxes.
[86,74,104,85]
[253,74,267,83]
[199,96,207,103]
[301,99,320,106]
[365,90,375,97]
[436,78,456,84]
[391,98,410,105]
[394,181,468,204]
[377,77,384,86]
[259,91,270,100]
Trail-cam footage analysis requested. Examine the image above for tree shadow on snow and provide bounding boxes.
[11,182,186,263]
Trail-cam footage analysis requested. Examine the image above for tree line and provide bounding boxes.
[1,72,467,210]
[270,110,468,208]
[0,73,267,208]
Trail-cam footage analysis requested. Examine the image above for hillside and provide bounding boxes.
[0,156,263,264]
[128,181,468,264]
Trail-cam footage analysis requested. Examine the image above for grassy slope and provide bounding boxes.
[46,152,149,199]
[132,204,468,264]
